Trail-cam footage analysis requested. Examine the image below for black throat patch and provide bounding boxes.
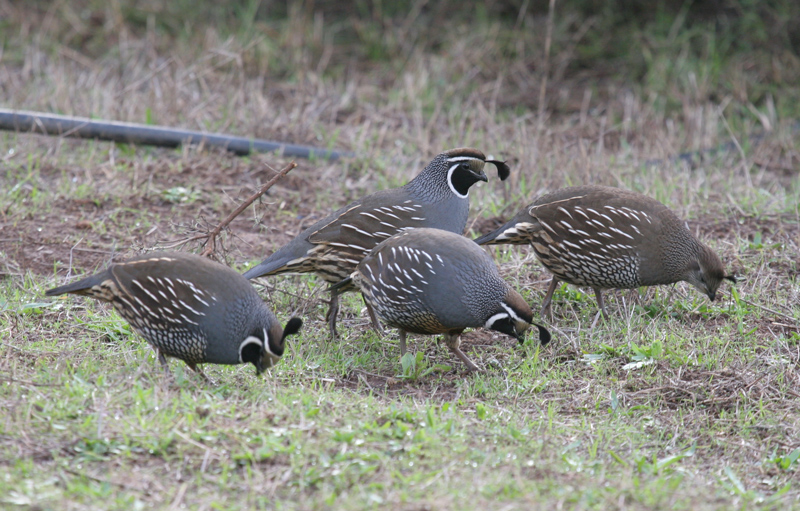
[450,162,485,196]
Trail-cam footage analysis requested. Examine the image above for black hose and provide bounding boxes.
[0,109,354,161]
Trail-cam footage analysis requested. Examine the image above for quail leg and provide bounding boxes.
[444,333,480,372]
[184,362,211,383]
[593,287,609,320]
[325,292,340,339]
[364,299,384,337]
[590,288,608,330]
[398,330,407,356]
[156,349,170,375]
[540,277,560,318]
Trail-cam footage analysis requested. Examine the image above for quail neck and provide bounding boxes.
[401,148,490,234]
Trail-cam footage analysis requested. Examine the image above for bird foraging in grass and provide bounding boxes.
[475,185,736,319]
[46,251,303,378]
[331,228,551,372]
[243,147,511,339]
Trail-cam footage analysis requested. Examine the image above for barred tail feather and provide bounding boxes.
[474,223,527,245]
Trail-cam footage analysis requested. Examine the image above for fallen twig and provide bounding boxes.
[182,161,297,258]
[740,297,797,322]
[62,467,145,491]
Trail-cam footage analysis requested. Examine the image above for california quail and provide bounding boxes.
[331,228,551,371]
[474,185,736,319]
[244,148,510,338]
[45,252,303,377]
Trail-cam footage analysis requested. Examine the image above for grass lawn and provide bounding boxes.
[1,2,799,509]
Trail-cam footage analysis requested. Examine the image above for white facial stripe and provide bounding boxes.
[446,156,479,163]
[500,302,523,322]
[447,163,469,199]
[484,312,509,329]
[238,335,263,363]
[263,327,280,358]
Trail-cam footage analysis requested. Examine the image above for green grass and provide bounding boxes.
[2,1,800,509]
[3,243,799,510]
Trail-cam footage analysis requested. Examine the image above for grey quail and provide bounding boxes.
[474,185,736,319]
[45,251,303,377]
[243,148,510,339]
[331,228,551,371]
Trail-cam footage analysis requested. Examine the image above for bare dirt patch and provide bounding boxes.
[1,148,342,278]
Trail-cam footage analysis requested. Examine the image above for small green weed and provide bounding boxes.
[399,352,451,381]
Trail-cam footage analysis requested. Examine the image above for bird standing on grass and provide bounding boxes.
[475,185,736,319]
[46,251,303,378]
[243,148,510,339]
[332,228,551,372]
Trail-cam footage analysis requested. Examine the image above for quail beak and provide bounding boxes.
[515,324,552,348]
[256,354,281,375]
[513,322,531,345]
[707,291,717,302]
[255,358,266,376]
[474,169,489,183]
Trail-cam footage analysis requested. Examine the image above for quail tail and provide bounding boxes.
[45,272,108,297]
[242,256,290,280]
[474,220,529,246]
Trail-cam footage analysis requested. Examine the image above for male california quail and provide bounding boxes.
[45,252,303,377]
[244,148,510,338]
[331,228,551,371]
[475,185,736,318]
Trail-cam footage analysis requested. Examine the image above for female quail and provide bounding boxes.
[244,148,510,339]
[45,251,303,377]
[475,185,736,318]
[332,228,551,371]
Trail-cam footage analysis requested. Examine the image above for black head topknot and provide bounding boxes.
[487,160,511,181]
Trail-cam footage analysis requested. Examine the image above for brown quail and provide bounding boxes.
[475,185,735,318]
[332,228,550,371]
[244,148,510,338]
